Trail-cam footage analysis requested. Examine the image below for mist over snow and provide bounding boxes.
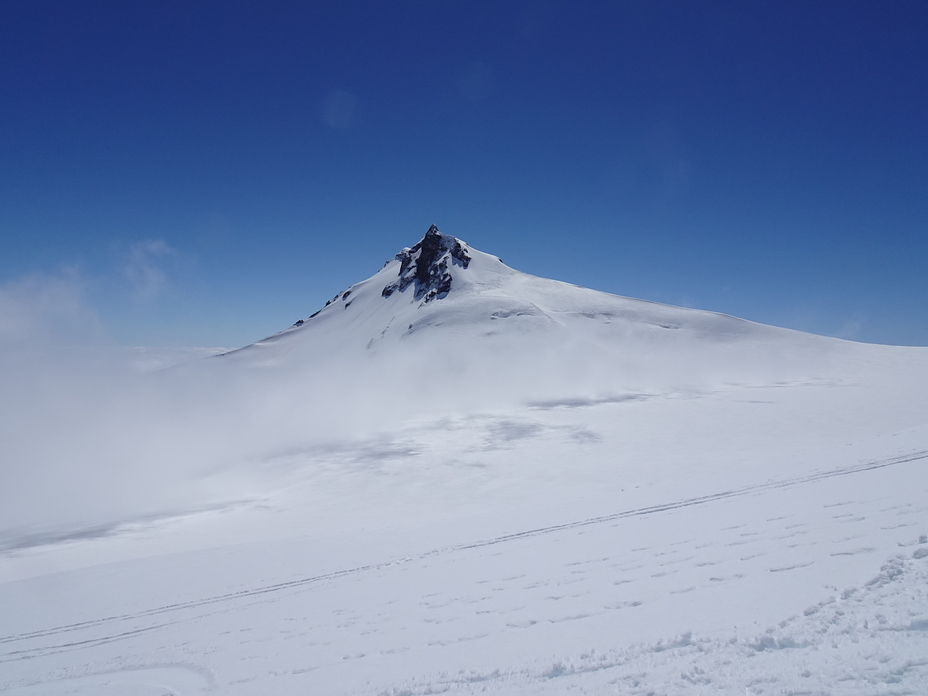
[0,272,227,543]
[2,227,928,695]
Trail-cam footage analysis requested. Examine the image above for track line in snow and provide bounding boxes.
[2,448,926,663]
[455,449,928,552]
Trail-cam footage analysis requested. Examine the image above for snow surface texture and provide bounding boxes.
[2,226,928,695]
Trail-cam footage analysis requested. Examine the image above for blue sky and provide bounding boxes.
[1,1,926,347]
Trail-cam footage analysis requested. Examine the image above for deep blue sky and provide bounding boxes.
[2,1,926,347]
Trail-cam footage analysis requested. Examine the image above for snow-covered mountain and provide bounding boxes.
[216,225,848,405]
[2,226,928,695]
[238,224,807,349]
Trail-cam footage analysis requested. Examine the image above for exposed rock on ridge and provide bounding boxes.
[381,225,471,302]
[286,225,473,329]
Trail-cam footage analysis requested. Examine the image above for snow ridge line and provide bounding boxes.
[2,448,926,662]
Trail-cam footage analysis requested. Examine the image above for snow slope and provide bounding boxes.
[210,225,862,413]
[2,226,928,695]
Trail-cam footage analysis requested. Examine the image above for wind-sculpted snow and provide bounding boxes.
[1,225,928,694]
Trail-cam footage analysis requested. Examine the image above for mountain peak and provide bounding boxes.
[381,225,472,302]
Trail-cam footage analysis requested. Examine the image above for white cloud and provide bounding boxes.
[122,239,179,301]
[0,268,101,346]
[834,312,865,341]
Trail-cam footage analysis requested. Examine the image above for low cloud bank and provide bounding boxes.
[0,271,854,546]
[0,273,238,542]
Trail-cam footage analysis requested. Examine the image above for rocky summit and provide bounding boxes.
[381,224,472,302]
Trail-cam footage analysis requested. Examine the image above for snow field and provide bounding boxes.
[2,380,928,695]
[2,231,928,694]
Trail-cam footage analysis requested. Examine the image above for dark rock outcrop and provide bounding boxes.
[381,225,471,302]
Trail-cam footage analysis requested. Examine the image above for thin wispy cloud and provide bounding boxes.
[122,239,179,301]
[834,312,866,341]
[0,268,101,345]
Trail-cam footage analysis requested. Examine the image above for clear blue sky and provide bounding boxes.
[2,1,926,347]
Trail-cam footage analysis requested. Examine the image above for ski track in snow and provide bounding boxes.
[2,449,925,661]
[2,447,927,694]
